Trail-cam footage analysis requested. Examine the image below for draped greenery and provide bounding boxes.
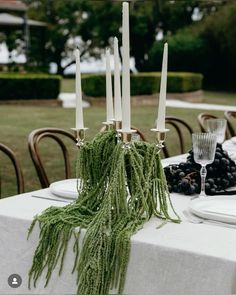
[28,130,180,295]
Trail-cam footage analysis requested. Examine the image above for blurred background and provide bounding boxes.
[0,0,235,88]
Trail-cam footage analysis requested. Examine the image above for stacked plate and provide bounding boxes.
[49,178,81,200]
[189,196,236,224]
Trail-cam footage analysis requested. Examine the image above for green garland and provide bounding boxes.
[28,130,180,295]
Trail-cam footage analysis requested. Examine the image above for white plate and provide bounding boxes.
[49,178,81,200]
[189,196,236,224]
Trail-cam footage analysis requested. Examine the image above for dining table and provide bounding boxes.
[1,139,236,295]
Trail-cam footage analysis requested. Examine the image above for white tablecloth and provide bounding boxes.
[1,140,236,295]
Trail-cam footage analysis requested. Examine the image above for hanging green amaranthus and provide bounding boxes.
[28,131,180,295]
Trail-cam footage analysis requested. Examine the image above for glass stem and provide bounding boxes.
[200,165,207,197]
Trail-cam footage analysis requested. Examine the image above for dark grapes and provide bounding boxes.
[164,143,236,196]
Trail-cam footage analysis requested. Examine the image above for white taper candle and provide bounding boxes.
[122,2,131,131]
[74,49,84,129]
[114,37,122,121]
[156,43,168,131]
[105,48,114,122]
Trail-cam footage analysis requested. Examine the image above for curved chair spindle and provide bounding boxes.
[28,128,77,188]
[224,111,236,137]
[0,143,24,195]
[163,116,193,158]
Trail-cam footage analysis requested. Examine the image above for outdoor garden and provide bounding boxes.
[1,1,236,295]
[1,0,236,197]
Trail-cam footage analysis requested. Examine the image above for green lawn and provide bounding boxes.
[61,78,236,105]
[0,104,225,198]
[202,91,236,105]
[1,80,235,198]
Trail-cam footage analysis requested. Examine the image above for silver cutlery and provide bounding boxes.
[31,194,71,203]
[182,210,236,229]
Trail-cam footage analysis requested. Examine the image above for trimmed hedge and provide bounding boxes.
[0,73,61,100]
[82,72,203,97]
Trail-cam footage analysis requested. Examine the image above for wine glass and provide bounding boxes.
[207,119,227,144]
[192,133,217,198]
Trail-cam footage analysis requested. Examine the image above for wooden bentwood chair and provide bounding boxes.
[163,116,193,158]
[28,128,77,188]
[197,112,230,139]
[131,127,147,141]
[0,143,24,196]
[197,113,219,133]
[224,111,236,137]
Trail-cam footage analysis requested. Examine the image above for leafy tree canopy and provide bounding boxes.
[147,1,236,89]
[20,0,231,73]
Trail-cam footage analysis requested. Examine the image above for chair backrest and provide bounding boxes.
[130,126,147,141]
[163,116,193,158]
[197,113,218,132]
[28,128,77,188]
[0,143,24,197]
[197,112,230,139]
[224,111,236,137]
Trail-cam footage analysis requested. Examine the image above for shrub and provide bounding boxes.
[81,72,203,97]
[148,2,236,90]
[0,73,61,100]
[148,31,207,74]
[82,75,107,97]
[198,2,236,89]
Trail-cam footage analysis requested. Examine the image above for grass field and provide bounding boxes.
[0,78,235,197]
[61,78,236,105]
[0,103,225,198]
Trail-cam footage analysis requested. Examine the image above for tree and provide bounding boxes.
[24,0,230,74]
[199,1,236,88]
[147,1,236,89]
[24,0,90,73]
